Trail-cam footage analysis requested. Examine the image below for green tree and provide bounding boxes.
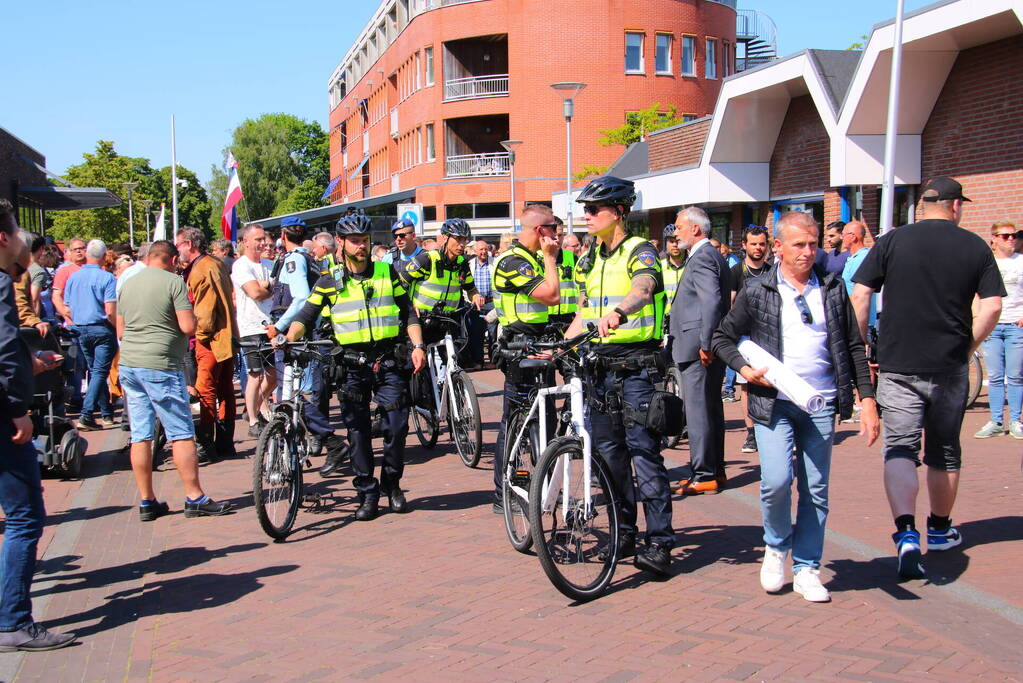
[597,104,689,147]
[207,113,329,232]
[847,35,869,50]
[50,140,208,245]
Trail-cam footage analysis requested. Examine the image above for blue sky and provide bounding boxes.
[3,0,935,186]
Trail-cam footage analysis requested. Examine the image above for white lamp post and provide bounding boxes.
[140,199,154,243]
[121,181,139,247]
[550,82,587,231]
[500,139,522,231]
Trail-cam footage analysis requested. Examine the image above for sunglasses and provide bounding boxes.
[582,204,614,216]
[393,231,414,239]
[794,294,813,325]
[537,223,559,231]
[994,233,1018,240]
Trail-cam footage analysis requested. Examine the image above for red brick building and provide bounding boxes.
[318,0,740,237]
[579,0,1023,248]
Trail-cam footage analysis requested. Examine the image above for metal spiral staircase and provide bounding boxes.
[736,9,778,72]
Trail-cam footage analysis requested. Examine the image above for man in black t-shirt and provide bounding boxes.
[851,176,1004,581]
[728,226,770,452]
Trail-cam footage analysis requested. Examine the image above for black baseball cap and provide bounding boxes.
[921,176,971,202]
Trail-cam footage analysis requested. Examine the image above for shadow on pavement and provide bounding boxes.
[43,565,299,638]
[674,524,764,571]
[411,488,493,512]
[31,543,267,598]
[825,557,925,599]
[45,505,131,527]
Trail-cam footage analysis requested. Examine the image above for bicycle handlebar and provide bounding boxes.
[504,324,599,353]
[238,338,369,367]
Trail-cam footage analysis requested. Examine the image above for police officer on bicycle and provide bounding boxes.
[283,213,427,521]
[564,176,675,577]
[400,218,485,316]
[491,205,562,513]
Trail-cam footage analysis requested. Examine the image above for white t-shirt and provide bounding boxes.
[777,270,836,404]
[996,253,1023,324]
[231,256,274,337]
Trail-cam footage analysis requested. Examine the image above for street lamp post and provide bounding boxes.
[121,181,139,247]
[500,140,522,231]
[140,199,154,244]
[550,82,587,233]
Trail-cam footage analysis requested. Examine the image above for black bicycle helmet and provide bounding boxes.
[662,223,677,238]
[575,175,636,207]
[440,217,472,238]
[336,212,372,236]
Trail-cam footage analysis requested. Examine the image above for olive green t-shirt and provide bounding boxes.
[117,266,192,370]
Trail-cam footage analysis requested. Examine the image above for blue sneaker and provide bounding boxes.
[927,524,962,551]
[893,530,925,579]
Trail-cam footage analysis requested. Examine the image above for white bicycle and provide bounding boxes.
[408,305,483,467]
[501,327,621,602]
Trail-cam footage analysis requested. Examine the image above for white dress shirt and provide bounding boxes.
[776,269,836,404]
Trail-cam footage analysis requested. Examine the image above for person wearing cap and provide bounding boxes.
[851,176,1004,580]
[266,216,338,457]
[283,213,426,521]
[383,218,423,266]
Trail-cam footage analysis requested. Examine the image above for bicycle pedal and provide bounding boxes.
[510,470,531,487]
[301,493,323,506]
[303,458,313,469]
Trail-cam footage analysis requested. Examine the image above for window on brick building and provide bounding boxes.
[655,34,672,75]
[705,38,718,79]
[425,46,435,86]
[682,114,698,122]
[425,123,436,161]
[423,206,437,221]
[625,32,644,74]
[681,35,696,76]
[722,42,732,77]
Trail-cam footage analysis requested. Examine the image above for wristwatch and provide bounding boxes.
[413,343,425,350]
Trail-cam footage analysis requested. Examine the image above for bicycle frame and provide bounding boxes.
[423,329,464,425]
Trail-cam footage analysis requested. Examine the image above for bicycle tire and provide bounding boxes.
[410,370,439,449]
[252,415,302,540]
[661,366,686,450]
[502,407,540,553]
[448,370,483,468]
[528,437,619,602]
[967,352,984,408]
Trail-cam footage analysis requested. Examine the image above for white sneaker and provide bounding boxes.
[793,568,831,602]
[760,546,787,593]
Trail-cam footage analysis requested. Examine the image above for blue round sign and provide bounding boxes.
[402,210,419,227]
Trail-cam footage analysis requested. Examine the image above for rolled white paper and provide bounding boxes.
[737,339,827,414]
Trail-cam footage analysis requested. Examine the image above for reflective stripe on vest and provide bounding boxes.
[493,245,549,327]
[580,236,664,344]
[551,249,578,315]
[411,251,463,312]
[329,261,401,345]
[661,258,684,306]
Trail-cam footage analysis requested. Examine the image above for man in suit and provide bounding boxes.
[670,207,731,495]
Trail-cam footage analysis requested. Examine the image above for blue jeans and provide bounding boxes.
[73,324,116,421]
[982,323,1023,424]
[0,426,45,631]
[754,400,835,571]
[724,365,737,394]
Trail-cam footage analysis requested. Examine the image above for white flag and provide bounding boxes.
[152,203,167,241]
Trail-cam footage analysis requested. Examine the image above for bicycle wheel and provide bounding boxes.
[967,352,984,408]
[252,415,302,540]
[448,370,482,468]
[502,408,540,553]
[409,370,439,449]
[661,366,686,450]
[528,437,619,602]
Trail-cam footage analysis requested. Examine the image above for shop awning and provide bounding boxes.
[17,186,122,211]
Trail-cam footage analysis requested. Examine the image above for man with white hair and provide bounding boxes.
[670,206,731,496]
[63,239,117,430]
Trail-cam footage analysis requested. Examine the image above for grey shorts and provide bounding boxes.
[876,367,969,471]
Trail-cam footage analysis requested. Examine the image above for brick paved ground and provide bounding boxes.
[4,370,1021,681]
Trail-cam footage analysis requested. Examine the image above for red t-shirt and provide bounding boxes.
[52,262,82,292]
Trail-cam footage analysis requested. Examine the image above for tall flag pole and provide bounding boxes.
[879,0,906,235]
[221,150,245,242]
[170,115,180,236]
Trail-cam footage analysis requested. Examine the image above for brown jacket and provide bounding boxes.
[187,254,238,362]
[16,271,41,328]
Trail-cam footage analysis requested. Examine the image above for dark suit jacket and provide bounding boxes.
[669,240,731,363]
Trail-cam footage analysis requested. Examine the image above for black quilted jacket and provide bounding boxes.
[711,263,875,425]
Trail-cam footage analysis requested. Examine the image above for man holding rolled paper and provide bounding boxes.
[713,211,879,602]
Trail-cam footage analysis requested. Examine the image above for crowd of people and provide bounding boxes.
[0,171,1014,650]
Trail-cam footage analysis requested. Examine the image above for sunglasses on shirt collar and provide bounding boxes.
[794,294,813,325]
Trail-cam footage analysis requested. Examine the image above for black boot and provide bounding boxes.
[319,442,349,477]
[213,420,237,460]
[388,487,408,514]
[196,424,218,465]
[355,497,379,521]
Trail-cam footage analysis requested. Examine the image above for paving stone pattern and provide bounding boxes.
[6,370,1022,681]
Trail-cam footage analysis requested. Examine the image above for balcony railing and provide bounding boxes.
[445,152,510,178]
[444,74,509,102]
[705,0,737,8]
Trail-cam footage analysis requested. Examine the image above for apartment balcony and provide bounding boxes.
[444,74,509,102]
[442,34,509,102]
[445,152,510,178]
